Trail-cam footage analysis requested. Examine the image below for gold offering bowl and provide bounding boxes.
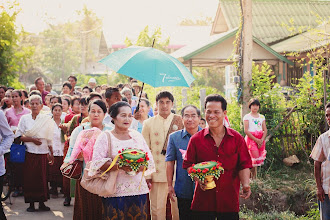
[204,175,216,190]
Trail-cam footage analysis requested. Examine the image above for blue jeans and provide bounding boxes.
[318,194,330,220]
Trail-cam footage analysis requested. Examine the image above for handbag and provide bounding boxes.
[61,160,83,180]
[10,144,26,163]
[80,131,119,197]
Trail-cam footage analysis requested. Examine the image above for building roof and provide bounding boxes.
[211,0,330,45]
[271,22,330,53]
[171,28,293,67]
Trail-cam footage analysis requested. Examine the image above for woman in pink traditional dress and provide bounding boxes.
[5,90,30,197]
[90,101,155,220]
[243,98,267,179]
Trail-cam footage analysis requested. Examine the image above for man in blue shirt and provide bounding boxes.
[166,105,202,220]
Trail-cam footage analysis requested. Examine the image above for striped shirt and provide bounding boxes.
[310,130,330,193]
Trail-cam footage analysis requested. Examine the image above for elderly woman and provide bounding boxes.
[15,95,54,212]
[61,100,112,220]
[121,87,136,107]
[90,101,155,219]
[5,90,31,197]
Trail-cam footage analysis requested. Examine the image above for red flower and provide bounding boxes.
[212,166,216,170]
[192,164,195,166]
[131,151,138,154]
[140,158,144,162]
[188,167,193,174]
[119,155,124,159]
[202,168,209,174]
[192,169,196,173]
[145,156,149,161]
[118,150,121,153]
[197,169,201,173]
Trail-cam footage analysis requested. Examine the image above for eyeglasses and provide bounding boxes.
[183,115,199,119]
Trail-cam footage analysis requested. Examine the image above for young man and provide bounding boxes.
[166,105,202,220]
[310,102,330,220]
[183,94,252,220]
[142,91,184,220]
[67,76,82,97]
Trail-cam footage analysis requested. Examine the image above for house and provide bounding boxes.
[171,0,330,97]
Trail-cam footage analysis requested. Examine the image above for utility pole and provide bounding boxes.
[241,0,253,117]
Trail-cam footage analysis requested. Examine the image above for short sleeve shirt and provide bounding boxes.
[165,128,201,199]
[310,130,330,193]
[243,113,265,132]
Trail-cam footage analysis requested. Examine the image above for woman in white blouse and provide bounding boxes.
[15,95,54,212]
[49,103,64,198]
[91,101,155,219]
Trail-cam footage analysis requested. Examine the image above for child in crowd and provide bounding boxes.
[243,98,267,179]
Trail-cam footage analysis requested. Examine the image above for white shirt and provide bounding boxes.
[243,113,265,132]
[15,114,51,154]
[52,123,64,156]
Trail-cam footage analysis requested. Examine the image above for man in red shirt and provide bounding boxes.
[183,94,252,220]
[34,77,49,105]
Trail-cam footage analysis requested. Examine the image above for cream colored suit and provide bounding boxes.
[142,113,179,220]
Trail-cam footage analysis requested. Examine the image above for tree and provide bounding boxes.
[0,3,31,88]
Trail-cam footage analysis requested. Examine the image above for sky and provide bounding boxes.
[14,0,219,44]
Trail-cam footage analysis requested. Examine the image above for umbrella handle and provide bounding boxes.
[135,82,145,112]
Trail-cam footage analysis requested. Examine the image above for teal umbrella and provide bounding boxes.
[99,46,195,88]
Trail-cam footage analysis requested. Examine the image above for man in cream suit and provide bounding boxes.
[142,91,183,220]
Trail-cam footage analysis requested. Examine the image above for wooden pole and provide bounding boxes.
[241,0,253,117]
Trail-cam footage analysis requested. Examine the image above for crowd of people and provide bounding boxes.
[0,74,275,220]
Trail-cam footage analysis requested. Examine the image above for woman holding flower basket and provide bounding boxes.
[90,101,155,219]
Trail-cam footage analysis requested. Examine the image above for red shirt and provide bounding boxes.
[183,127,252,213]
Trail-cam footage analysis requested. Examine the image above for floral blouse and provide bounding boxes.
[90,129,156,198]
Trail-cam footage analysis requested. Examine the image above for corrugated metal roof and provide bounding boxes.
[216,0,330,45]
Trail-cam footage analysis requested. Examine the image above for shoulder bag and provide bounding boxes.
[80,131,119,197]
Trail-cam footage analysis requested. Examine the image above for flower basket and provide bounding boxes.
[188,161,224,190]
[118,148,149,173]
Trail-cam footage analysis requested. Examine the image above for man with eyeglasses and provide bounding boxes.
[166,105,202,220]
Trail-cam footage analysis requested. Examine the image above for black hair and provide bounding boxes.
[52,103,63,112]
[171,109,176,114]
[62,97,71,107]
[29,90,41,97]
[79,97,88,106]
[21,89,28,98]
[139,98,150,107]
[83,86,93,93]
[88,99,107,114]
[0,86,7,92]
[46,83,52,87]
[7,87,14,91]
[71,96,80,106]
[109,101,131,121]
[326,102,330,109]
[248,98,261,109]
[105,87,120,99]
[204,94,227,111]
[121,97,128,103]
[95,85,101,90]
[156,91,174,102]
[87,92,102,103]
[12,90,23,105]
[68,75,77,82]
[181,105,201,117]
[116,83,124,89]
[50,95,62,104]
[62,81,73,90]
[24,100,29,105]
[200,118,206,122]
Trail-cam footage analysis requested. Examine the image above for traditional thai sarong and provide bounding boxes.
[102,194,148,220]
[48,156,63,187]
[23,152,49,203]
[73,179,102,220]
[245,130,266,167]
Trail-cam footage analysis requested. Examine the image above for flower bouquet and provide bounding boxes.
[188,161,224,190]
[118,148,149,176]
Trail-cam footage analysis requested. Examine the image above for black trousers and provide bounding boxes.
[192,211,239,220]
[177,197,193,220]
[0,175,7,220]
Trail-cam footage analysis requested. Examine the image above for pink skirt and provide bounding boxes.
[245,130,266,167]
